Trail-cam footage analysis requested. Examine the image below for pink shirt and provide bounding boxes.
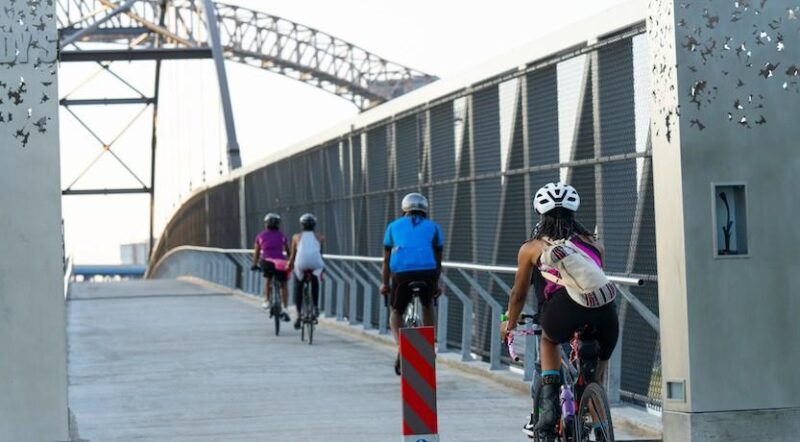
[255,230,288,260]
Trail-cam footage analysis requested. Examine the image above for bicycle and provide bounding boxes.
[298,271,318,345]
[402,281,428,328]
[267,276,284,336]
[508,314,615,442]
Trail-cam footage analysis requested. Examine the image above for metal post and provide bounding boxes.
[349,262,358,325]
[325,262,346,321]
[441,274,473,362]
[437,294,448,353]
[324,276,333,317]
[523,331,536,382]
[201,0,241,170]
[608,297,628,404]
[458,269,503,370]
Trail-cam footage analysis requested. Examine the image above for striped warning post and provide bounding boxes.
[399,326,439,442]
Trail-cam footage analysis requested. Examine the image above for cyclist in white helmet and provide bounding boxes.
[501,183,618,439]
[251,213,291,322]
[287,213,325,330]
[380,193,444,375]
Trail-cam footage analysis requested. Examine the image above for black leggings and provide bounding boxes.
[539,288,619,361]
[294,274,319,313]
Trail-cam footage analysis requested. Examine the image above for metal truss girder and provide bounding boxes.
[60,47,213,62]
[62,188,151,195]
[56,1,436,109]
[61,97,155,105]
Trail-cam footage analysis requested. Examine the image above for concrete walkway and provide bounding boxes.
[67,280,654,441]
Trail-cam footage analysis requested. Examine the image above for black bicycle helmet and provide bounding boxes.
[300,213,317,230]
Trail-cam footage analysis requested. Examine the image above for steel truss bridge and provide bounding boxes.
[56,0,437,249]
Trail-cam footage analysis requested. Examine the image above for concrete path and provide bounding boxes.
[67,280,655,441]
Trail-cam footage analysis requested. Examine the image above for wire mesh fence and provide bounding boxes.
[151,22,662,409]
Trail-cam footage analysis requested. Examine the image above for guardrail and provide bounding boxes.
[148,245,659,406]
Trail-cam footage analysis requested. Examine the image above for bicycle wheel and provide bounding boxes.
[307,306,314,345]
[574,383,614,442]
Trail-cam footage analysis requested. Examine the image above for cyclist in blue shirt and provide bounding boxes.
[380,193,444,375]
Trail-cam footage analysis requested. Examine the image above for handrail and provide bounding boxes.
[151,247,645,286]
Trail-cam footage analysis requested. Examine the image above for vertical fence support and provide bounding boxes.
[608,294,628,405]
[348,262,358,325]
[324,262,347,321]
[458,269,503,370]
[324,274,333,317]
[437,294,449,353]
[441,274,473,362]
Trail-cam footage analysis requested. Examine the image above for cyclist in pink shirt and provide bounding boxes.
[251,213,291,322]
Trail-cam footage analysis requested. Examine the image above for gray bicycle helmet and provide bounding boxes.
[401,193,429,214]
[263,213,281,229]
[299,213,317,230]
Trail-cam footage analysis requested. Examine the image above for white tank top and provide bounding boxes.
[294,231,324,277]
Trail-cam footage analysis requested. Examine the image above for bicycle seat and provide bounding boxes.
[408,281,428,294]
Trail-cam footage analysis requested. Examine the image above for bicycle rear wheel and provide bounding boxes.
[574,382,614,441]
[307,313,314,345]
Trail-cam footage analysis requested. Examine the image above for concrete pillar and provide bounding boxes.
[649,1,800,440]
[0,1,69,441]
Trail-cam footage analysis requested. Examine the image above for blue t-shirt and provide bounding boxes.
[383,216,444,273]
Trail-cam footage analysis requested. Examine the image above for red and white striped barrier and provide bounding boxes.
[399,326,439,442]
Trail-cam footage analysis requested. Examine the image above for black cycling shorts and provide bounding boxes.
[539,288,619,361]
[390,270,438,314]
[260,260,288,282]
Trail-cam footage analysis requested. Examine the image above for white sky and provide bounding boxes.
[59,0,630,264]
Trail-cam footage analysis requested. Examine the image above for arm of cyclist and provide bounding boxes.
[501,241,541,343]
[251,241,261,271]
[380,248,391,296]
[287,234,299,273]
[433,247,443,296]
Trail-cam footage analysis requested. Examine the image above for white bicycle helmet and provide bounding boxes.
[401,193,429,214]
[533,182,580,214]
[263,213,281,229]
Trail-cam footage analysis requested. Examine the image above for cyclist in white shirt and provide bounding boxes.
[287,213,325,330]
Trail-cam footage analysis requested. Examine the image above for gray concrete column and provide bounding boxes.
[0,0,69,440]
[649,1,800,440]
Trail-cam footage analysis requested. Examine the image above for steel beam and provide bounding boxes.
[60,97,154,106]
[62,188,150,195]
[202,0,241,170]
[60,48,212,62]
[61,0,142,47]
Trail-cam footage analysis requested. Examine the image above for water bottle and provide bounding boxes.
[560,385,575,419]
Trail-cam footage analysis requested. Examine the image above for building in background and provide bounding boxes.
[120,242,151,265]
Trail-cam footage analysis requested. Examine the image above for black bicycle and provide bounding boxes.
[298,271,318,345]
[267,275,284,336]
[509,314,615,442]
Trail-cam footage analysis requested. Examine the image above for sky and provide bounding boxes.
[59,0,631,264]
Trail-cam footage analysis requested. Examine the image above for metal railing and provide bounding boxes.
[148,245,658,405]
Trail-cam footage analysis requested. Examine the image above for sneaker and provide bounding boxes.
[294,318,301,330]
[281,312,291,322]
[261,301,269,310]
[522,413,536,438]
